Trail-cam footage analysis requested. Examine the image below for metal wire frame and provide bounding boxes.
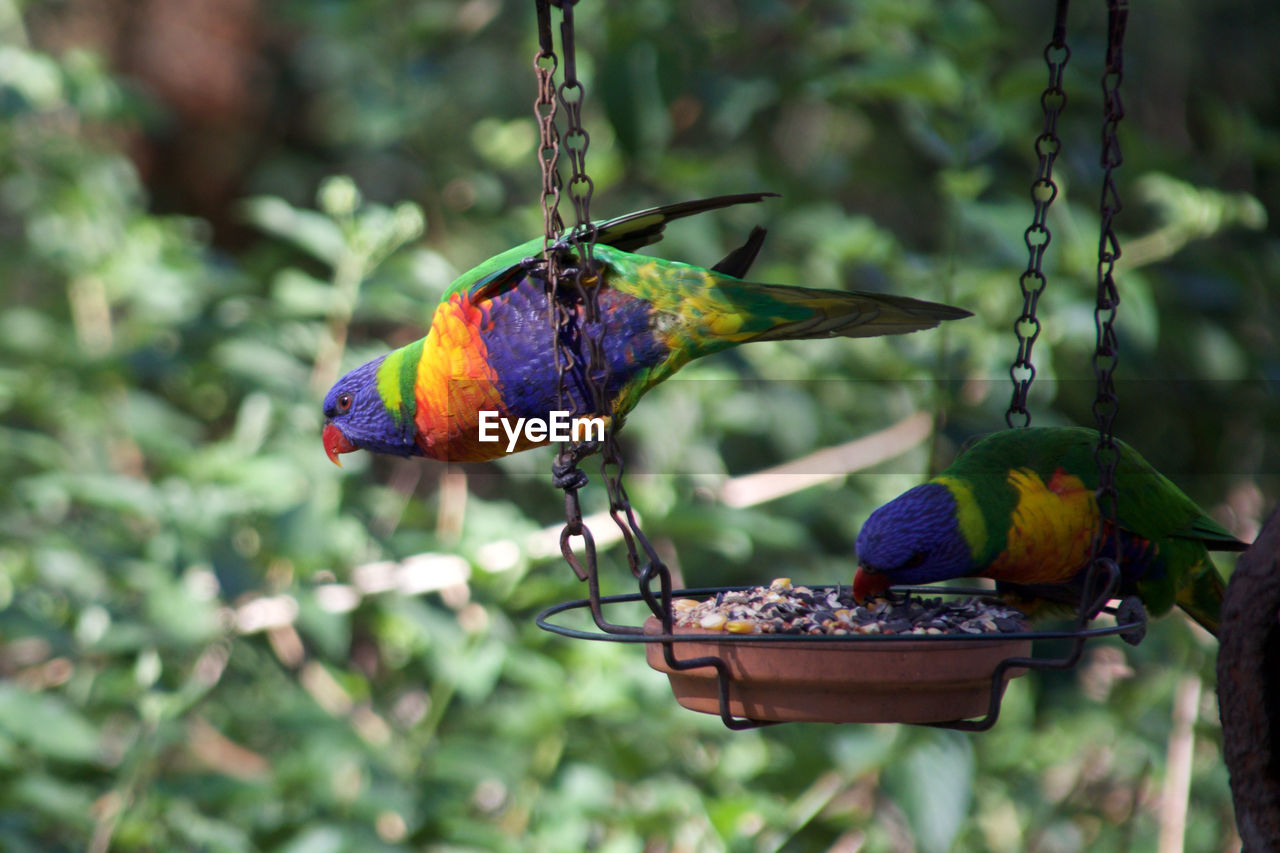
[536,555,1148,731]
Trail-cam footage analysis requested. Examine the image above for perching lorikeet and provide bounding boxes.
[852,426,1249,636]
[322,193,970,464]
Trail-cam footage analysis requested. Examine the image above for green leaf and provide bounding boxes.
[278,825,345,853]
[11,773,95,832]
[241,196,346,266]
[0,46,65,110]
[883,730,974,853]
[0,685,101,764]
[272,268,345,317]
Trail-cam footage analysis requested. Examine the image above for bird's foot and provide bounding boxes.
[1116,595,1148,646]
[549,261,604,289]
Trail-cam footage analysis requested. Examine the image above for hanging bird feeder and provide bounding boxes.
[531,0,1144,730]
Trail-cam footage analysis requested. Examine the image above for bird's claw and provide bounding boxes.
[1116,595,1148,646]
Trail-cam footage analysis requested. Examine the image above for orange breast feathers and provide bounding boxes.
[984,467,1099,584]
[413,294,506,461]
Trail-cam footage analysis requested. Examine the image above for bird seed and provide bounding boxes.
[669,578,1028,636]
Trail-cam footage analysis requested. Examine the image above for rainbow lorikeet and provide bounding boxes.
[322,193,970,464]
[852,426,1249,636]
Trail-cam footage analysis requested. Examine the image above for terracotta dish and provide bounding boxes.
[643,617,1032,724]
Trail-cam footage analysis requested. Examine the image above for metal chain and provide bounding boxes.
[554,0,604,427]
[533,1,664,621]
[533,0,588,575]
[1007,0,1071,428]
[533,0,576,433]
[1091,0,1128,566]
[556,2,667,586]
[556,0,596,261]
[533,10,752,720]
[533,0,563,250]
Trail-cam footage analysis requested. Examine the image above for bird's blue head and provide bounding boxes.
[853,482,976,601]
[322,356,420,465]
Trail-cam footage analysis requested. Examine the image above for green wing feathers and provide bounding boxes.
[1084,431,1242,636]
[1179,513,1250,551]
[605,251,970,351]
[457,193,778,305]
[1162,510,1240,637]
[951,427,1246,637]
[1174,558,1226,636]
[725,281,972,342]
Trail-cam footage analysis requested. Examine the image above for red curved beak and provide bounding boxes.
[852,566,891,604]
[322,422,357,467]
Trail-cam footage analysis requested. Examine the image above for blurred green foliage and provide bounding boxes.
[1,1,1275,850]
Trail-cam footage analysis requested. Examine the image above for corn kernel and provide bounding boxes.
[699,613,728,630]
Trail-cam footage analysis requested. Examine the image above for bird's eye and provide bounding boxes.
[336,392,353,414]
[903,551,927,569]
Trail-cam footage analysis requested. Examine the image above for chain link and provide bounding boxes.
[554,0,605,428]
[533,0,573,426]
[534,57,563,256]
[534,1,665,615]
[1091,0,1128,564]
[532,0,586,581]
[1007,0,1071,428]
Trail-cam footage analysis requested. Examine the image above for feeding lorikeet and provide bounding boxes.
[322,193,970,464]
[852,426,1249,636]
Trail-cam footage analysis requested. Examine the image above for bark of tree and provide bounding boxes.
[1218,503,1280,851]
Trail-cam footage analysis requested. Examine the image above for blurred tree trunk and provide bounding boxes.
[28,0,276,247]
[1218,504,1280,850]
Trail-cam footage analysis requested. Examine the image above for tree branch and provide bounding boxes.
[1218,503,1280,850]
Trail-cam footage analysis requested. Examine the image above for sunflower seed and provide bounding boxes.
[670,583,1028,637]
